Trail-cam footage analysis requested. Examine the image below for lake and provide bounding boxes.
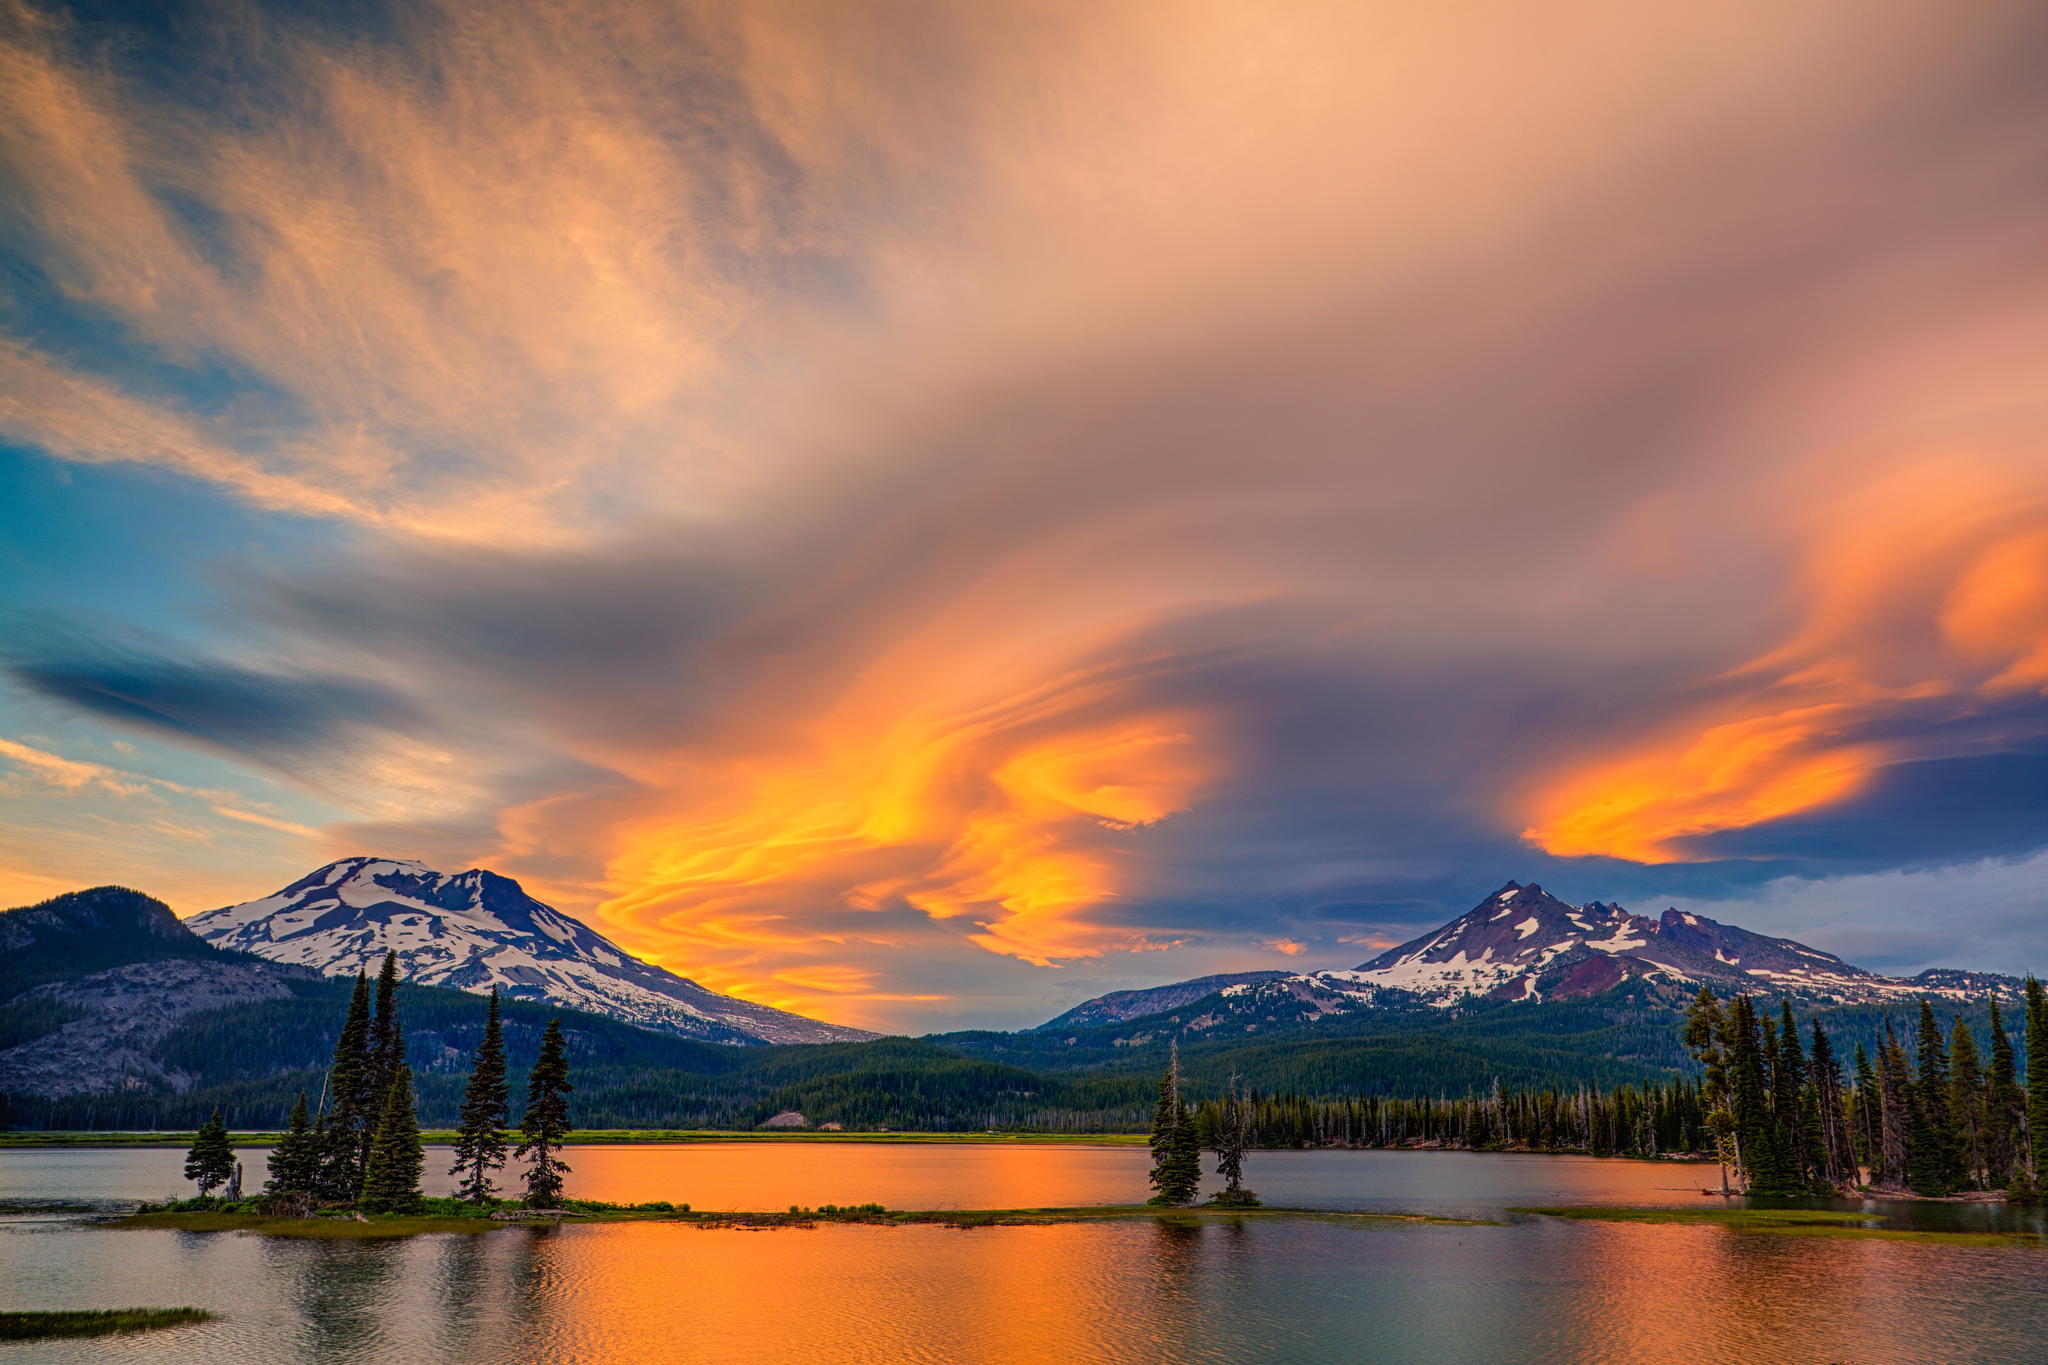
[6,1143,2048,1363]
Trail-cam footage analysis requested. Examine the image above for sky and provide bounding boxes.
[7,0,2048,1033]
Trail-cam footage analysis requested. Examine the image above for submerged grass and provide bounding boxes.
[0,1308,214,1340]
[1512,1205,2048,1247]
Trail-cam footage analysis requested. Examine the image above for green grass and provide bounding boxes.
[110,1210,506,1238]
[1,1128,1150,1149]
[0,1308,214,1340]
[1512,1205,2048,1246]
[104,1201,1493,1237]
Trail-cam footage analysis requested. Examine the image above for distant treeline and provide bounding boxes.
[1189,1081,1710,1157]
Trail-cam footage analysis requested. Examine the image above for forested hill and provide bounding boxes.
[2,887,2030,1133]
[12,954,2022,1133]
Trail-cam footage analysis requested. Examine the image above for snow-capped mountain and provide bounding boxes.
[187,858,877,1045]
[1039,880,2023,1032]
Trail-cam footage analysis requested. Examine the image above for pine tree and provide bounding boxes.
[1774,1000,1810,1185]
[264,1092,321,1197]
[1948,1016,1987,1191]
[1907,999,1955,1196]
[1986,995,2023,1191]
[369,952,403,1101]
[1724,996,1799,1195]
[1807,1021,1855,1191]
[1876,1024,1912,1189]
[1683,988,1736,1194]
[450,988,511,1203]
[517,1018,574,1209]
[317,971,375,1201]
[1147,1041,1201,1205]
[363,952,407,1177]
[1852,1044,1880,1184]
[1207,1075,1259,1207]
[2026,977,2048,1183]
[184,1109,235,1196]
[359,1064,424,1214]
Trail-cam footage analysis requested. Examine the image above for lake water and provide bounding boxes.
[6,1143,2048,1363]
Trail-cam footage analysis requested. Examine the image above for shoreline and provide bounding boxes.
[0,1130,1711,1160]
[81,1200,2048,1247]
[0,1129,1150,1149]
[99,1202,1491,1237]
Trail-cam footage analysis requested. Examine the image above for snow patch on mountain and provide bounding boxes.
[1039,879,2027,1032]
[187,857,877,1046]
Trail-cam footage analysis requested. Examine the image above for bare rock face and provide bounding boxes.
[188,857,879,1046]
[0,959,306,1099]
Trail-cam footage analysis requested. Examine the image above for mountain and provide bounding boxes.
[0,887,318,1098]
[0,884,755,1118]
[1036,880,2025,1033]
[1035,972,1295,1031]
[186,857,877,1046]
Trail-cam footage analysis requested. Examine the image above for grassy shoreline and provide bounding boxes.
[102,1201,1492,1237]
[1511,1205,2048,1247]
[71,1195,2048,1248]
[0,1129,1151,1149]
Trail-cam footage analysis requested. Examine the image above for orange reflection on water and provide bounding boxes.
[510,1221,1210,1364]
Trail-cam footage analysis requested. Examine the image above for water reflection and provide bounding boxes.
[277,1236,407,1362]
[7,1147,2048,1364]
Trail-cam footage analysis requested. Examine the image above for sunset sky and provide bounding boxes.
[7,0,2048,1032]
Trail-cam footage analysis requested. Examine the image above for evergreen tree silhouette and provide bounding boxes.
[1147,1041,1201,1205]
[450,988,511,1203]
[264,1092,320,1196]
[359,1064,425,1214]
[184,1110,235,1196]
[1948,1015,1987,1191]
[517,1018,574,1208]
[316,971,375,1201]
[1907,998,1955,1196]
[1208,1073,1260,1206]
[1986,995,2024,1191]
[1725,996,1799,1195]
[1806,1022,1854,1191]
[2026,978,2048,1184]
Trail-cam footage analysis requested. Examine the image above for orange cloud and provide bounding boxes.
[1523,706,1884,863]
[599,681,1220,973]
[1523,453,2048,862]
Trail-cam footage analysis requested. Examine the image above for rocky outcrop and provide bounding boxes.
[0,958,308,1099]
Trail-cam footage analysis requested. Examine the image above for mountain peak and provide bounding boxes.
[188,859,878,1046]
[1039,879,2028,1035]
[1253,878,2023,1021]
